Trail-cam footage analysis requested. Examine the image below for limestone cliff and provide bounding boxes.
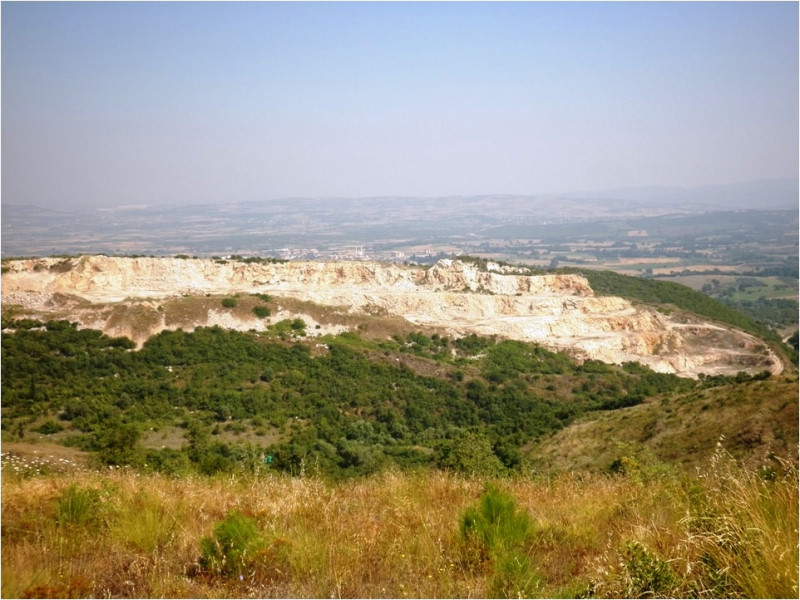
[1,255,780,378]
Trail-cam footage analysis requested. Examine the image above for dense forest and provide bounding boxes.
[2,314,766,480]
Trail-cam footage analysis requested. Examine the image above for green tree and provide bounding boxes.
[435,431,504,476]
[92,420,142,466]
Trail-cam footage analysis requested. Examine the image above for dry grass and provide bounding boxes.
[270,295,423,342]
[528,377,799,474]
[2,456,797,598]
[105,303,162,340]
[163,296,220,328]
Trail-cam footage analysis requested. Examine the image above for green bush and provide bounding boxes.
[460,485,531,556]
[199,511,265,578]
[619,541,678,598]
[436,431,504,477]
[252,305,271,318]
[91,420,142,467]
[221,297,238,309]
[55,484,103,529]
[34,419,64,435]
[267,318,306,338]
[459,484,540,597]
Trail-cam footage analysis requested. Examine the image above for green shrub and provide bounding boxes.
[34,419,64,435]
[55,484,103,529]
[199,511,265,578]
[607,441,672,485]
[267,318,306,338]
[460,485,531,556]
[221,297,238,309]
[91,420,142,467]
[459,484,540,597]
[618,541,678,598]
[252,305,271,318]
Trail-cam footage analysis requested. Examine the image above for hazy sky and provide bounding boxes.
[2,1,798,209]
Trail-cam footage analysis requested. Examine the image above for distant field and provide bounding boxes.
[651,264,742,275]
[666,274,798,301]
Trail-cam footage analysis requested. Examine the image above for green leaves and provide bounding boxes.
[618,541,678,598]
[435,431,504,477]
[1,318,710,480]
[55,484,104,529]
[199,511,265,578]
[458,485,541,597]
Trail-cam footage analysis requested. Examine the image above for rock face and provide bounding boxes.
[1,255,780,378]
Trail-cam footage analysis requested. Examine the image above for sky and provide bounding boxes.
[2,1,798,210]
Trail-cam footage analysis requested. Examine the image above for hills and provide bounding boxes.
[1,253,794,477]
[1,255,782,378]
[1,251,796,598]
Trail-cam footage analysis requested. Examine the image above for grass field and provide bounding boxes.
[2,445,796,599]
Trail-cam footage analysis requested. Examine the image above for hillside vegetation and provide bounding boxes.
[528,376,798,473]
[2,275,797,598]
[3,317,782,480]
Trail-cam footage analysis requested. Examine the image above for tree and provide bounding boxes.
[435,431,504,476]
[92,420,142,466]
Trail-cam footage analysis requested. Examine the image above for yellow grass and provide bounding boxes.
[2,455,797,598]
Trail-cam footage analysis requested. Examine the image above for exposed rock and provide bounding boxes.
[1,256,780,378]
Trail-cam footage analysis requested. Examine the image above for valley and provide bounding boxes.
[1,190,797,599]
[2,254,797,598]
[3,1,796,594]
[4,185,796,340]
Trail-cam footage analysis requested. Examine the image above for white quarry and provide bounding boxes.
[1,255,781,378]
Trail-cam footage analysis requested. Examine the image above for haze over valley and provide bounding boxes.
[4,178,796,260]
[5,178,796,342]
